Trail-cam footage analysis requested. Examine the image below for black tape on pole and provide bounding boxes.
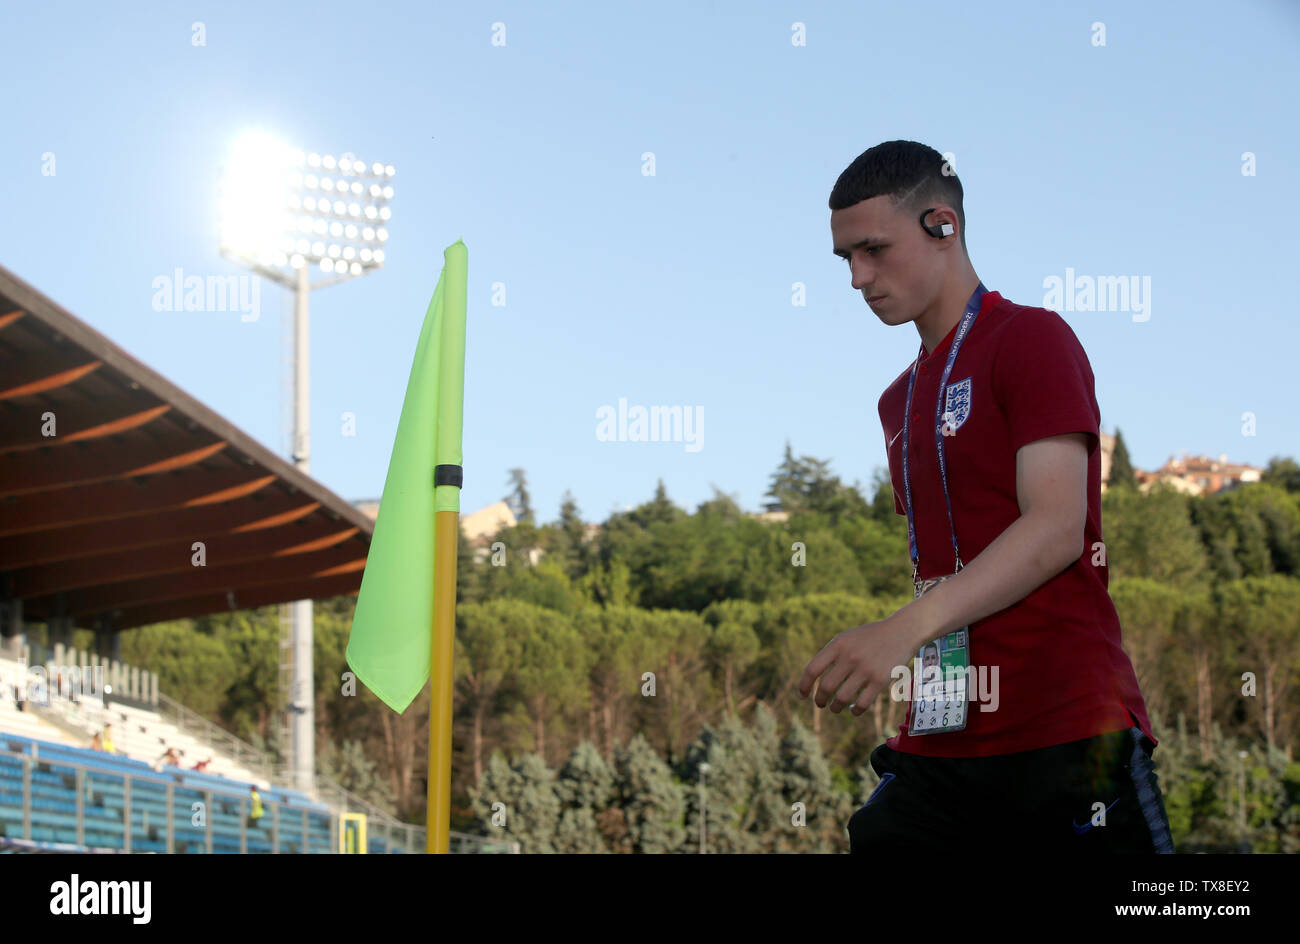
[434,464,463,488]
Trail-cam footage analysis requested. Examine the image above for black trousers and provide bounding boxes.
[848,724,1175,854]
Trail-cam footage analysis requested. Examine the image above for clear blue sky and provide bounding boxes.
[3,1,1297,524]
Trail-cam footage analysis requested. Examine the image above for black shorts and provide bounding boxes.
[847,722,1175,854]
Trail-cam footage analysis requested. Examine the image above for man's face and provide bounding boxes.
[830,195,945,325]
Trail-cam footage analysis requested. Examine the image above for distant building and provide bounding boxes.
[354,498,544,564]
[460,501,517,543]
[1139,452,1263,497]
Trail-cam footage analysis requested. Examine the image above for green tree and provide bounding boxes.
[210,611,279,744]
[468,750,560,853]
[505,468,533,525]
[1102,483,1206,588]
[1261,457,1300,494]
[702,599,762,714]
[119,621,237,720]
[765,442,871,524]
[613,732,686,854]
[776,718,853,853]
[318,738,396,814]
[514,606,589,766]
[633,609,713,764]
[545,489,593,582]
[554,740,615,853]
[783,514,870,596]
[626,479,684,529]
[576,606,645,761]
[1217,576,1300,756]
[456,600,525,784]
[680,715,768,854]
[1110,577,1182,727]
[1106,428,1139,490]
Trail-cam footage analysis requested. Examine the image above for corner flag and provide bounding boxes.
[345,240,466,851]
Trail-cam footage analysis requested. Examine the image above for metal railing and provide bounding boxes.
[0,746,332,853]
[155,692,273,784]
[313,775,424,851]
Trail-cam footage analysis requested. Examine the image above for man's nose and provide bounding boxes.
[850,258,874,291]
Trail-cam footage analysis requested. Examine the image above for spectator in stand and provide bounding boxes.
[157,747,180,769]
[90,732,103,751]
[101,724,117,754]
[248,785,265,828]
[193,757,213,772]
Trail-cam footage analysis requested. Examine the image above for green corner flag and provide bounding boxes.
[346,240,467,714]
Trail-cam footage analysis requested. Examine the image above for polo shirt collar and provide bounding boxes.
[920,290,1000,363]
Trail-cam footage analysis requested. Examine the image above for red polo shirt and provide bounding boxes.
[878,289,1154,757]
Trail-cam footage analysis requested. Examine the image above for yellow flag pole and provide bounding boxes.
[427,508,459,853]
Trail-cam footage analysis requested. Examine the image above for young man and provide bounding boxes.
[798,140,1174,853]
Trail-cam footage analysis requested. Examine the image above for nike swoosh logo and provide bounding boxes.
[1073,797,1121,833]
[888,429,903,448]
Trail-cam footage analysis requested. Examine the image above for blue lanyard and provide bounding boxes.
[901,283,987,583]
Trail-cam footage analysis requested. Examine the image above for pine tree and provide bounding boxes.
[1107,428,1139,490]
[613,733,686,853]
[551,490,591,580]
[775,718,852,853]
[627,479,683,528]
[467,750,560,853]
[554,741,614,853]
[766,442,814,514]
[680,717,763,854]
[747,704,791,850]
[317,738,396,814]
[764,442,869,523]
[505,468,533,524]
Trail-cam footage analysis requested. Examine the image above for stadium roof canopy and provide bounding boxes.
[0,265,372,632]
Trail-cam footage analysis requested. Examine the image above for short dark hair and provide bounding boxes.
[829,140,966,249]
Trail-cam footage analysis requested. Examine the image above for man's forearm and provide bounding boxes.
[890,513,1081,649]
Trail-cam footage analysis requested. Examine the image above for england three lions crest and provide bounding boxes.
[942,377,972,434]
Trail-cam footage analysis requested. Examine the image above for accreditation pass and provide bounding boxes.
[908,575,969,734]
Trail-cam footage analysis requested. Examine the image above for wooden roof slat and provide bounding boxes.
[107,574,364,630]
[0,470,276,537]
[0,494,320,569]
[58,544,367,616]
[0,438,227,498]
[0,401,171,454]
[12,525,361,598]
[0,360,102,400]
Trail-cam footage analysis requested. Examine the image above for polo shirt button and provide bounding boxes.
[912,413,920,421]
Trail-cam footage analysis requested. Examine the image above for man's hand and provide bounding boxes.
[797,613,924,717]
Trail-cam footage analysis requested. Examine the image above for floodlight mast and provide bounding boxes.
[218,134,395,798]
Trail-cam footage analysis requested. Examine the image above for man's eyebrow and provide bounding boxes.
[832,236,886,258]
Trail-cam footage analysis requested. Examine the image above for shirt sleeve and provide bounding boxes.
[992,309,1101,456]
[879,397,908,516]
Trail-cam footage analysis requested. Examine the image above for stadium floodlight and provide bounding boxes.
[219,130,394,286]
[217,129,395,798]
